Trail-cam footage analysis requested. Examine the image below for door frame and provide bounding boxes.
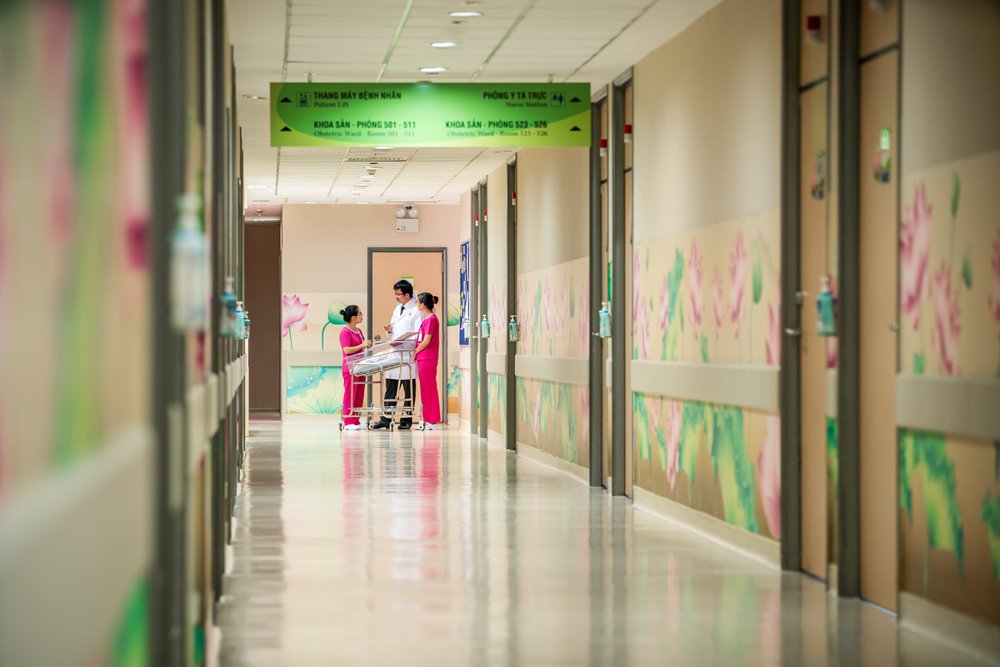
[469,189,479,434]
[589,89,607,487]
[610,70,631,497]
[366,247,450,421]
[505,159,518,451]
[836,0,862,598]
[779,0,804,572]
[477,181,489,440]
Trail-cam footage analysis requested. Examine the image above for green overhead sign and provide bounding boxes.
[270,82,591,148]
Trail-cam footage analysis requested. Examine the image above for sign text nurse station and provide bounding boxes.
[270,82,591,148]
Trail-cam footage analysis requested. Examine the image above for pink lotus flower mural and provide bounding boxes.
[759,415,781,538]
[282,294,309,349]
[766,305,781,366]
[665,400,683,490]
[930,263,960,375]
[688,242,704,338]
[729,234,748,336]
[989,229,1000,324]
[658,275,671,332]
[901,184,932,330]
[712,268,724,338]
[531,384,543,440]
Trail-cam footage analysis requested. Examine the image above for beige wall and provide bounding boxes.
[897,0,1000,628]
[515,147,589,272]
[632,0,781,243]
[901,0,1000,171]
[282,203,466,295]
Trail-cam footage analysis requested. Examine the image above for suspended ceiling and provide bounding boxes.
[230,0,721,210]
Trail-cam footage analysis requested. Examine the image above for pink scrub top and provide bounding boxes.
[415,314,439,363]
[340,327,364,375]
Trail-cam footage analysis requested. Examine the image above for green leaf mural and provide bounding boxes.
[914,352,926,375]
[826,417,839,492]
[320,300,348,350]
[900,430,965,580]
[950,172,960,219]
[711,406,758,533]
[447,302,462,327]
[980,495,1000,579]
[961,251,973,290]
[662,249,685,361]
[752,239,763,305]
[900,430,915,515]
[700,335,709,363]
[680,401,711,483]
[634,395,652,462]
[112,579,149,667]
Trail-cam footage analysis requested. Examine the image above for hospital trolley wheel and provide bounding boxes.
[367,421,375,430]
[339,422,344,431]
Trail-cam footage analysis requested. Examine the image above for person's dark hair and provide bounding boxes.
[393,280,414,298]
[416,292,438,311]
[340,304,361,323]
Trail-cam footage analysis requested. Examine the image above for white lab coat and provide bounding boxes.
[386,298,422,380]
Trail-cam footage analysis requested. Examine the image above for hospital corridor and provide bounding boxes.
[0,0,998,665]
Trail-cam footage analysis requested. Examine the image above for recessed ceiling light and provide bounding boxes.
[242,94,267,100]
[450,10,482,17]
[431,41,458,48]
[374,146,394,151]
[420,66,448,74]
[305,201,318,204]
[360,175,375,180]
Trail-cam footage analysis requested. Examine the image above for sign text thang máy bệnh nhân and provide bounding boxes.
[270,82,591,148]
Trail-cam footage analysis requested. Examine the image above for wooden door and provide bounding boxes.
[245,223,281,412]
[370,250,447,418]
[858,50,899,612]
[800,83,830,579]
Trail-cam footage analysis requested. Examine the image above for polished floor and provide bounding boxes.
[217,419,994,666]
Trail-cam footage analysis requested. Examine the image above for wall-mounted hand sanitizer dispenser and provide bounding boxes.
[508,316,520,342]
[599,301,612,338]
[817,276,837,336]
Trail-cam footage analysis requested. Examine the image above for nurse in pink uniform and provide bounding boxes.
[413,293,442,430]
[339,305,371,431]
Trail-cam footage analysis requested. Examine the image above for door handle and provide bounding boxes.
[889,322,900,332]
[784,327,802,337]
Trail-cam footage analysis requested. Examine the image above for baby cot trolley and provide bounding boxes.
[340,339,419,430]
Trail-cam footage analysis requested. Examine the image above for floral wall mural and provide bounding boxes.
[898,151,1000,624]
[899,157,1000,379]
[512,257,589,466]
[488,373,506,437]
[0,0,152,661]
[280,292,364,414]
[280,292,366,354]
[488,280,507,355]
[459,369,471,423]
[515,258,589,358]
[515,378,589,468]
[632,213,780,366]
[286,366,344,415]
[631,214,781,541]
[633,394,781,540]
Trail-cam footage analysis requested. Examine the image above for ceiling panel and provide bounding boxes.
[231,0,720,206]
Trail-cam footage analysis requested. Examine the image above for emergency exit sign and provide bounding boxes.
[270,82,591,148]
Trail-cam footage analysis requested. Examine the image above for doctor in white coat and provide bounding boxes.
[372,279,423,429]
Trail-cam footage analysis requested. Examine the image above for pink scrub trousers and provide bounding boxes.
[416,314,441,424]
[340,327,366,425]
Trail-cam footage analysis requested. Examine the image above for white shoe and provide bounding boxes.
[343,424,362,431]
